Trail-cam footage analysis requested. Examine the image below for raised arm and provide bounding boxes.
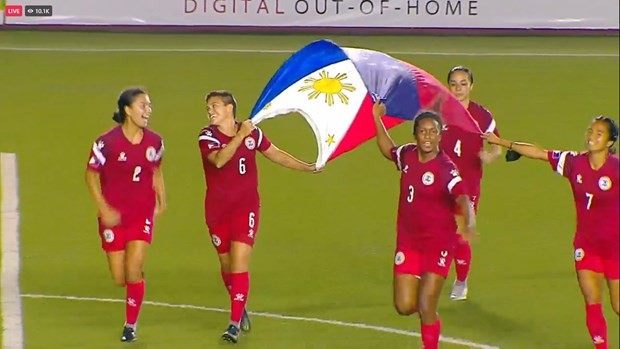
[261,144,316,172]
[207,120,253,168]
[482,132,548,161]
[373,100,396,160]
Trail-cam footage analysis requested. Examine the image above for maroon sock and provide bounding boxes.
[125,280,145,327]
[229,272,249,327]
[586,303,608,349]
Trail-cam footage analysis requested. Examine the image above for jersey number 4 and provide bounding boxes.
[453,140,462,158]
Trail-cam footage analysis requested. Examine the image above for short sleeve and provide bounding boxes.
[481,108,500,137]
[255,127,272,152]
[444,160,467,197]
[198,128,222,157]
[390,144,414,171]
[547,150,577,178]
[87,138,107,172]
[153,139,165,167]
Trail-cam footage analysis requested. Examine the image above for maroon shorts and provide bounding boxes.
[206,205,260,254]
[97,217,153,252]
[574,244,619,280]
[393,244,455,278]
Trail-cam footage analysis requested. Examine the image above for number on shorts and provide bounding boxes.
[407,185,414,203]
[454,139,462,157]
[585,192,594,210]
[248,212,255,228]
[132,166,142,182]
[239,157,246,174]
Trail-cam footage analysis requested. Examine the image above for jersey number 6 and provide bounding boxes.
[239,157,246,175]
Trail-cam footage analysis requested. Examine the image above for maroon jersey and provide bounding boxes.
[391,144,468,246]
[548,151,620,248]
[87,126,164,225]
[441,101,500,190]
[198,124,271,220]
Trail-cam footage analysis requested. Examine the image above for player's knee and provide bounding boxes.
[112,275,126,287]
[611,299,619,315]
[124,267,143,283]
[394,301,417,316]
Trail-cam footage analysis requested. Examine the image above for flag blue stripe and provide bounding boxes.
[250,40,349,117]
[342,48,421,121]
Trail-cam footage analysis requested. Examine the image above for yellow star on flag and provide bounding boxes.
[326,134,336,146]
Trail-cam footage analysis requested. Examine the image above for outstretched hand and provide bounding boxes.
[481,132,501,145]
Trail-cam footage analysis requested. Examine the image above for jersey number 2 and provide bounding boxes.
[453,140,462,157]
[133,166,142,182]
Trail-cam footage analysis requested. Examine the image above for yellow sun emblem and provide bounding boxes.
[298,70,357,106]
[326,134,336,146]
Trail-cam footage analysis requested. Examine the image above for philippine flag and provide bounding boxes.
[250,39,481,169]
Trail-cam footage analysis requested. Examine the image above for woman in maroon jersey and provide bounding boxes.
[444,66,502,301]
[483,116,619,348]
[373,100,477,349]
[85,87,166,342]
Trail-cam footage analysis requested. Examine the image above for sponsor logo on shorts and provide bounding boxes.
[598,176,612,191]
[248,229,255,238]
[574,248,585,262]
[212,234,222,247]
[422,171,435,186]
[103,229,115,243]
[438,250,448,267]
[394,251,405,265]
[245,137,256,150]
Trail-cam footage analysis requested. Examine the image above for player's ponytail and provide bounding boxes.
[112,87,147,124]
[112,110,124,123]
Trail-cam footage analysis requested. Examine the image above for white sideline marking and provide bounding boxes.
[21,293,500,348]
[1,153,24,349]
[0,46,617,57]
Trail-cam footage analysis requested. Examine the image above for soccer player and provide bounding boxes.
[442,66,502,300]
[372,100,477,349]
[198,90,317,344]
[85,87,166,342]
[483,116,619,348]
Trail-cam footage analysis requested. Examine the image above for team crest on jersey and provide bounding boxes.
[394,251,405,265]
[574,248,585,262]
[576,174,583,184]
[245,137,256,150]
[212,234,222,247]
[118,152,127,162]
[146,146,157,162]
[103,229,115,243]
[422,171,435,186]
[598,176,612,191]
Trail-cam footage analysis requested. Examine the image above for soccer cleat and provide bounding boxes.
[450,280,468,301]
[120,326,137,342]
[240,309,252,332]
[221,324,240,344]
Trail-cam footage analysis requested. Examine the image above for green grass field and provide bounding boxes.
[0,31,618,349]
